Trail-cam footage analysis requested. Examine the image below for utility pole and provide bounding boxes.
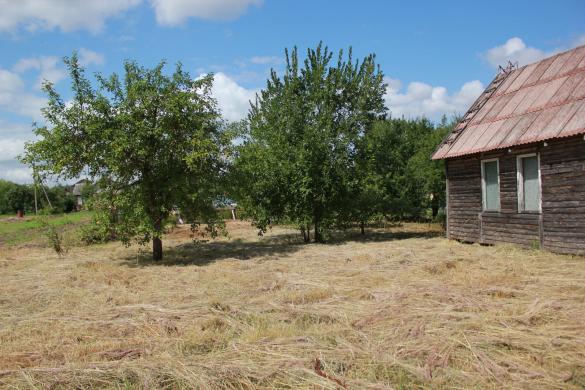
[40,181,52,209]
[33,165,38,215]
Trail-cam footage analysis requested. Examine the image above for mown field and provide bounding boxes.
[1,220,585,389]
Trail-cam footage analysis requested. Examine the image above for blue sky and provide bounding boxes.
[1,0,584,183]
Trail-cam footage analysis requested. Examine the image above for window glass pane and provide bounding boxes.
[484,161,500,210]
[522,156,540,211]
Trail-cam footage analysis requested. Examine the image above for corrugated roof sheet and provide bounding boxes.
[432,44,585,160]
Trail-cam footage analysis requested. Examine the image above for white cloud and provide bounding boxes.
[205,71,481,123]
[0,0,141,33]
[13,56,66,89]
[0,138,27,161]
[10,50,103,92]
[151,0,262,25]
[0,164,32,183]
[205,71,483,123]
[0,122,36,182]
[384,77,484,121]
[78,48,105,66]
[483,37,551,69]
[249,56,281,65]
[482,35,585,70]
[0,0,264,33]
[0,121,30,138]
[207,72,257,122]
[0,68,45,120]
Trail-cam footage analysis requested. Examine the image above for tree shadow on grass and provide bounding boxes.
[120,233,306,267]
[120,226,444,267]
[326,228,444,244]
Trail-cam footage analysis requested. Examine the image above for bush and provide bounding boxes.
[38,215,67,257]
[80,213,117,244]
[80,224,108,244]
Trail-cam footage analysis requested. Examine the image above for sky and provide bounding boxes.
[0,0,584,183]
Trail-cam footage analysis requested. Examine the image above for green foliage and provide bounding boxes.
[47,185,77,213]
[0,180,18,214]
[23,53,227,260]
[0,180,78,215]
[351,116,453,223]
[232,43,452,239]
[79,182,96,208]
[233,43,387,242]
[4,183,34,213]
[14,45,453,249]
[79,210,116,244]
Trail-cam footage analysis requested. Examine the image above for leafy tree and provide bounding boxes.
[4,184,34,214]
[348,120,401,232]
[234,43,386,242]
[23,53,226,260]
[351,116,453,226]
[405,116,452,218]
[0,180,19,214]
[47,185,76,213]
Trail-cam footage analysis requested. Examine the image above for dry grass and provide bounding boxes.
[1,221,585,389]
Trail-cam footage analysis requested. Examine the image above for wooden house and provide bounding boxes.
[71,179,91,210]
[432,45,585,255]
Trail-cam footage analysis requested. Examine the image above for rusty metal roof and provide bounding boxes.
[432,44,585,160]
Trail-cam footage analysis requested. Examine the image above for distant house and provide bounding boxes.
[71,179,91,210]
[432,45,585,255]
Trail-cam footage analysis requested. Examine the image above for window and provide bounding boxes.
[481,159,500,211]
[517,154,541,212]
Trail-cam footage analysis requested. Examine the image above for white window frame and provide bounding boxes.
[481,158,500,212]
[516,153,542,213]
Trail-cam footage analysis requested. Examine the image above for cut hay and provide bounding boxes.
[1,221,584,388]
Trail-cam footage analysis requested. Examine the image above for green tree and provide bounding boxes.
[47,185,76,213]
[353,116,452,224]
[405,116,452,218]
[5,184,34,214]
[23,53,226,260]
[234,43,386,241]
[0,180,19,214]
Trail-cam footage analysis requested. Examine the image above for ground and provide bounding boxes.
[1,220,584,389]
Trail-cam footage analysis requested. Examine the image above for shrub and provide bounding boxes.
[80,221,116,245]
[38,215,67,257]
[80,212,117,245]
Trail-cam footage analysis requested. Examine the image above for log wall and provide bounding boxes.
[446,135,585,255]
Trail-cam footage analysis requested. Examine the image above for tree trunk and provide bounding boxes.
[300,226,307,242]
[431,194,439,218]
[360,221,365,235]
[301,225,311,243]
[153,217,163,261]
[314,217,323,243]
[153,237,163,261]
[314,227,323,243]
